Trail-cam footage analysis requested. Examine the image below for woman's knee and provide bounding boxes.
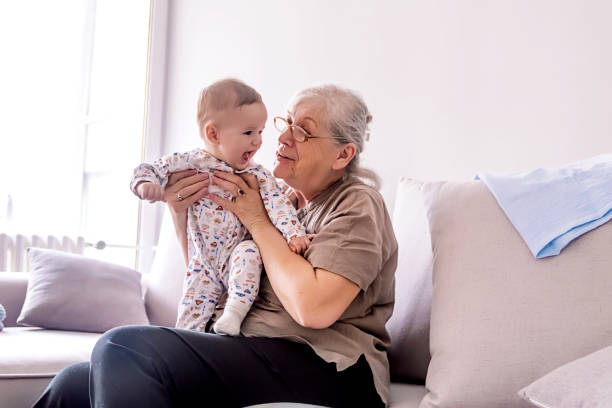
[91,325,158,362]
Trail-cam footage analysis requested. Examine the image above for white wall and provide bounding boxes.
[156,0,612,210]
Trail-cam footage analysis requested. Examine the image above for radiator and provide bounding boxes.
[0,234,85,272]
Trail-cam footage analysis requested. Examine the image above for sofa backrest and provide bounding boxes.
[143,209,185,327]
[385,178,433,384]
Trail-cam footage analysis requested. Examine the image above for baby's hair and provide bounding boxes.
[197,78,262,125]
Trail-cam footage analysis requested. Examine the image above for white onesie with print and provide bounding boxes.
[130,148,306,334]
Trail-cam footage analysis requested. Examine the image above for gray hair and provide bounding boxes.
[288,85,380,189]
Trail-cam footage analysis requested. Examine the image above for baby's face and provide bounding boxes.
[215,102,267,170]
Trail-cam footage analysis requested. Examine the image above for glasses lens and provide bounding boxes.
[292,126,308,142]
[274,117,288,133]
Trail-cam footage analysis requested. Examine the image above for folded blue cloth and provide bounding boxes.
[0,303,5,331]
[476,154,612,258]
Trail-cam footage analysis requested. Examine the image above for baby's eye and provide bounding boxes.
[258,130,263,134]
[243,131,253,135]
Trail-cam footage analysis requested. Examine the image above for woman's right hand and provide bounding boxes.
[163,170,210,215]
[163,170,209,266]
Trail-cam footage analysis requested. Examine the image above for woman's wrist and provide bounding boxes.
[247,214,277,240]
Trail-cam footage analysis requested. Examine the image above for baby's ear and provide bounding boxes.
[202,121,219,144]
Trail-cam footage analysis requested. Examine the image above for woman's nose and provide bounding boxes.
[278,128,294,146]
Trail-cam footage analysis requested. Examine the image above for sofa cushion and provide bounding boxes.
[17,248,149,332]
[419,181,612,408]
[0,327,101,408]
[0,327,100,377]
[247,384,427,408]
[386,178,432,383]
[518,344,612,407]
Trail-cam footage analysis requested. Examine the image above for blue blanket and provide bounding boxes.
[476,154,612,258]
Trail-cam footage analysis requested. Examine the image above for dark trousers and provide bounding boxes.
[33,325,384,408]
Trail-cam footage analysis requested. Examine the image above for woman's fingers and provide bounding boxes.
[167,169,197,186]
[240,173,260,190]
[168,184,208,213]
[212,177,243,197]
[178,179,209,199]
[168,171,208,193]
[207,193,235,212]
[212,171,249,193]
[163,170,209,214]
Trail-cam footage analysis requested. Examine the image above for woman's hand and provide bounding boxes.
[208,171,270,232]
[163,170,209,266]
[164,170,210,214]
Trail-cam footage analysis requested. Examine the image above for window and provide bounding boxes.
[0,0,152,269]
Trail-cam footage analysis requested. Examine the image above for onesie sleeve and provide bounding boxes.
[130,151,195,198]
[252,168,306,241]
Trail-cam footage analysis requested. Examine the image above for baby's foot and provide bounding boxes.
[213,306,244,336]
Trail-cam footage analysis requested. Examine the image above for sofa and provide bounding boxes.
[1,178,612,408]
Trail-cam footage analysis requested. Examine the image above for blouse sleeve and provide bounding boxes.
[305,188,386,291]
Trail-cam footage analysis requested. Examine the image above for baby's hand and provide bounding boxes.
[137,182,164,203]
[288,235,314,255]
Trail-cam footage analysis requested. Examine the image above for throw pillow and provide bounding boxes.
[518,345,612,408]
[17,248,149,332]
[419,181,612,408]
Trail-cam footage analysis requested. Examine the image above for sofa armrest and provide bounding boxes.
[0,272,28,327]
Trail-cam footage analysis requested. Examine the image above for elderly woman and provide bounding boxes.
[35,85,397,408]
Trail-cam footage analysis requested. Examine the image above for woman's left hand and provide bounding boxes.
[209,171,270,231]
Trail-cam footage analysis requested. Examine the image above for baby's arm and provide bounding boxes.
[252,168,309,251]
[130,151,196,202]
[137,183,164,202]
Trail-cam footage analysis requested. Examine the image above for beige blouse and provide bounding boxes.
[240,176,398,406]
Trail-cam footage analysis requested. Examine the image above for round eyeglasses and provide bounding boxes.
[273,116,340,143]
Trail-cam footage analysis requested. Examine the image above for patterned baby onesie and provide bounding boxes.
[130,148,306,332]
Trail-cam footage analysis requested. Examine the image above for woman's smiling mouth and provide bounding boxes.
[276,150,294,161]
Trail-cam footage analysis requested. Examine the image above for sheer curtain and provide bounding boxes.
[0,0,151,269]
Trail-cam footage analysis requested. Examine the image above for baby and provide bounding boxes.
[130,78,309,336]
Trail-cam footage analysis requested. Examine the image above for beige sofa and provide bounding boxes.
[2,178,611,408]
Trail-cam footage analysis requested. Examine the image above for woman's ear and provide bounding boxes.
[332,143,357,171]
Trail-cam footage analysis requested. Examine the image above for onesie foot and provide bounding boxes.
[213,307,244,336]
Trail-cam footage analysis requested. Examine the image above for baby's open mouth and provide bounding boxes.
[242,151,253,161]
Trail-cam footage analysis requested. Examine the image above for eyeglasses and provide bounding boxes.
[273,116,339,143]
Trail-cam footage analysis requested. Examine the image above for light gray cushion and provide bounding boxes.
[17,248,149,332]
[0,327,100,377]
[386,178,432,383]
[419,181,612,408]
[0,327,101,408]
[518,345,612,408]
[246,384,427,408]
